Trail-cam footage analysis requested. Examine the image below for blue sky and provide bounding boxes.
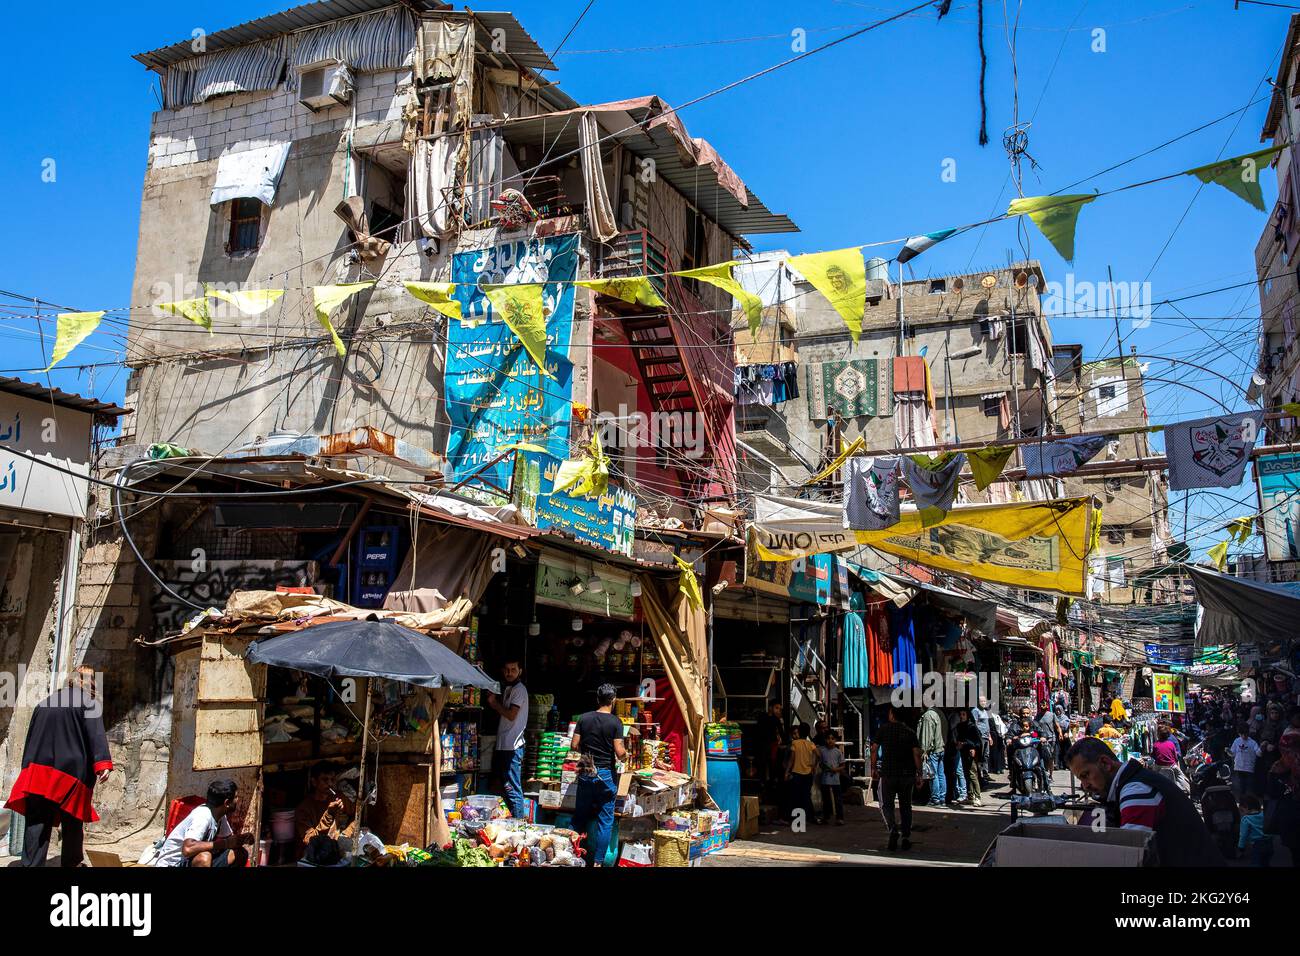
[0,0,1287,555]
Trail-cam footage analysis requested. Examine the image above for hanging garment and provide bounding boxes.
[901,453,967,524]
[844,456,902,530]
[1165,412,1261,491]
[843,612,871,690]
[1022,435,1109,478]
[894,394,938,448]
[784,362,800,400]
[865,605,895,687]
[889,604,918,689]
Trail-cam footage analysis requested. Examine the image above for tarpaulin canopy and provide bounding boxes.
[1188,564,1300,648]
[750,494,1096,597]
[245,619,499,691]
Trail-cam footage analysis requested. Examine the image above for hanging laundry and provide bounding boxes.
[968,445,1015,490]
[902,453,967,525]
[842,611,870,690]
[1165,412,1261,490]
[1022,434,1109,478]
[843,456,902,531]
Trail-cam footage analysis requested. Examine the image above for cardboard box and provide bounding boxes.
[995,821,1154,867]
[738,796,760,839]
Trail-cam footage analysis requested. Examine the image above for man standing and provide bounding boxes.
[870,705,923,852]
[954,710,983,807]
[918,704,948,807]
[487,659,529,819]
[1066,738,1223,866]
[970,697,993,786]
[1035,705,1059,778]
[1228,724,1262,797]
[755,701,786,790]
[571,683,626,867]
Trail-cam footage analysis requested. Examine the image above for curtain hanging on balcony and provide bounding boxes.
[579,111,620,242]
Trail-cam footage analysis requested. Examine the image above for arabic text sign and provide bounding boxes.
[0,392,94,520]
[1255,452,1300,562]
[1152,673,1186,714]
[446,234,579,495]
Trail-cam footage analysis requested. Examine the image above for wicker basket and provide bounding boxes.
[652,829,690,868]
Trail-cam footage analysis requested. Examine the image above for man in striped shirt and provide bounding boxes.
[1066,738,1223,867]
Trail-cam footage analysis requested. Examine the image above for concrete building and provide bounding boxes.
[51,0,795,842]
[1255,12,1300,437]
[1052,352,1172,604]
[736,259,1058,506]
[0,379,124,848]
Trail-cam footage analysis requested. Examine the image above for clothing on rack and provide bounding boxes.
[734,361,799,406]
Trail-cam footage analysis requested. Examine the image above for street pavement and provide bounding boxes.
[704,767,1084,867]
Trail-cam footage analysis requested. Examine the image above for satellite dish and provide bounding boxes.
[1014,271,1029,288]
[951,276,965,293]
[1027,273,1040,288]
[980,274,997,290]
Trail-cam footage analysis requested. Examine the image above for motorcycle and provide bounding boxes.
[1185,742,1231,799]
[1199,785,1240,859]
[1007,732,1048,796]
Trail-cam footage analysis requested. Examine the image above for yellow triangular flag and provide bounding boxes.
[44,312,105,371]
[1207,540,1229,571]
[968,446,1015,491]
[575,278,667,309]
[787,248,867,343]
[553,431,609,499]
[1226,517,1254,546]
[403,281,463,321]
[1007,195,1095,263]
[483,284,554,380]
[674,262,763,337]
[157,298,212,333]
[1184,146,1282,212]
[205,286,286,316]
[675,555,704,611]
[312,282,374,356]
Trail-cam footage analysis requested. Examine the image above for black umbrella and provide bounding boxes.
[246,619,499,832]
[245,619,499,692]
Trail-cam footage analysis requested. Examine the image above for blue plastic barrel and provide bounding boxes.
[706,755,741,840]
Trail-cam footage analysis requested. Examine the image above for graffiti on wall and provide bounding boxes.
[150,560,317,633]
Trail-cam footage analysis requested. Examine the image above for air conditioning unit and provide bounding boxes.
[297,60,353,112]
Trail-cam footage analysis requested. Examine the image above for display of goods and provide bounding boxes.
[705,722,742,756]
[653,829,690,867]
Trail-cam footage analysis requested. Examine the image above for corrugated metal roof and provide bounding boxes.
[466,11,557,72]
[133,0,452,71]
[0,376,127,419]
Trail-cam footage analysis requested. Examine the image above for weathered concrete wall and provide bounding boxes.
[0,527,68,806]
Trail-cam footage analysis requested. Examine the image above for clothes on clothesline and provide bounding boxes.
[734,362,800,405]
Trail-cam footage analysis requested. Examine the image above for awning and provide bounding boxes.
[995,609,1054,641]
[211,142,292,207]
[1189,564,1300,647]
[878,572,998,636]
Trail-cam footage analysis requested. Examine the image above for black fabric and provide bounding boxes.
[574,711,624,772]
[1106,760,1225,867]
[874,720,920,778]
[21,795,83,868]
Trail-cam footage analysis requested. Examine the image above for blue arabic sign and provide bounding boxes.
[446,234,579,495]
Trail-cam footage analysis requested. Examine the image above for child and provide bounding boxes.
[784,723,818,825]
[818,730,846,826]
[1237,795,1272,866]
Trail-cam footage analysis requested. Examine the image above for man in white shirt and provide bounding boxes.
[1228,726,1262,797]
[487,659,529,819]
[155,779,254,867]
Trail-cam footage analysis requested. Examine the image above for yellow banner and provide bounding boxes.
[44,312,105,371]
[787,248,867,343]
[675,555,703,611]
[157,298,212,333]
[312,282,375,356]
[205,287,286,316]
[403,281,463,321]
[805,435,865,486]
[575,277,667,309]
[750,497,1096,596]
[674,262,763,337]
[553,430,610,499]
[483,283,554,380]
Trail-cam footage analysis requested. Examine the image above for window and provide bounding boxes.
[1098,384,1117,402]
[928,279,946,295]
[1008,318,1029,355]
[368,203,403,243]
[982,396,1003,417]
[227,198,263,254]
[1106,529,1125,545]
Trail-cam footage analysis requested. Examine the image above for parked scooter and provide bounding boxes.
[1185,742,1231,799]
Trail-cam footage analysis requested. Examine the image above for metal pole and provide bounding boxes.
[897,260,905,355]
[356,682,373,832]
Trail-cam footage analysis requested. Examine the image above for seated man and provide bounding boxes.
[295,761,355,855]
[155,779,254,867]
[1066,737,1223,867]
